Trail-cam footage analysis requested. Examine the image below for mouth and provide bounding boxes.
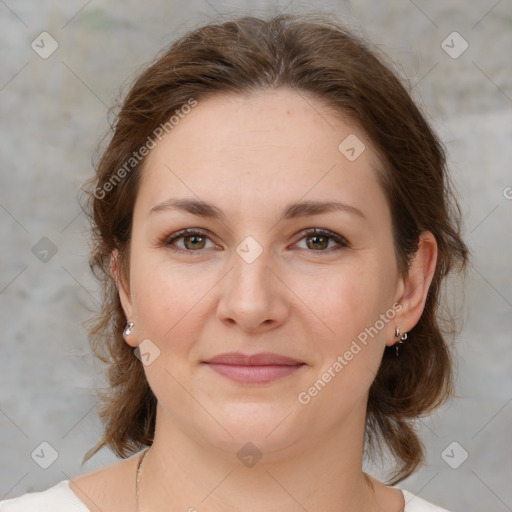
[202,352,306,384]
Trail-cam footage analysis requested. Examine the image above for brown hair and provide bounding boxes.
[81,12,468,483]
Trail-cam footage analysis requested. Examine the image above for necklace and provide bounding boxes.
[135,447,150,511]
[134,447,395,511]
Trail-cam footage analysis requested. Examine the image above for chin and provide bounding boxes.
[203,401,303,455]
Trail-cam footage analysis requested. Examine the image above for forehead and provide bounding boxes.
[135,88,389,225]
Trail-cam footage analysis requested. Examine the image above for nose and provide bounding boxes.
[216,247,290,332]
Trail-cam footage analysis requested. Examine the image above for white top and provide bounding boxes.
[0,480,451,511]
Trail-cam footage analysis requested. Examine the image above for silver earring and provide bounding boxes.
[123,321,134,339]
[394,327,408,357]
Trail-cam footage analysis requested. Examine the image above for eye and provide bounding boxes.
[163,227,350,255]
[292,228,350,253]
[164,229,217,253]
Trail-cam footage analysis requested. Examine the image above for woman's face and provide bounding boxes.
[119,88,416,459]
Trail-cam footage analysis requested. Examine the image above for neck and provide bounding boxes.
[137,404,383,512]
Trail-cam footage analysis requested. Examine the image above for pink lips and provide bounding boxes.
[203,352,305,384]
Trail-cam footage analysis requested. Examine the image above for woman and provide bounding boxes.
[0,12,468,512]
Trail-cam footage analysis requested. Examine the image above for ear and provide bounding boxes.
[388,231,438,346]
[111,249,137,347]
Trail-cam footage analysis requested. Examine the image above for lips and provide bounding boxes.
[203,352,305,384]
[204,352,303,366]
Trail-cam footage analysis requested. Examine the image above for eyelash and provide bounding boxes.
[162,228,350,256]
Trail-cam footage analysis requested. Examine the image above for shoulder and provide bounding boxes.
[0,452,140,512]
[0,480,88,512]
[400,488,452,512]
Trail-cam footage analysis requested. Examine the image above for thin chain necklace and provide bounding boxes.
[135,447,150,512]
[134,447,392,511]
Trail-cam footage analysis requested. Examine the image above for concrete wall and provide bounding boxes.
[1,1,511,510]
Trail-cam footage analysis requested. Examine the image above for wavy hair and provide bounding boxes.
[81,12,468,483]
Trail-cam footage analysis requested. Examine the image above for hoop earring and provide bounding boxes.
[123,321,134,340]
[394,327,408,357]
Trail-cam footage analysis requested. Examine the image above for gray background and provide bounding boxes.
[1,1,511,511]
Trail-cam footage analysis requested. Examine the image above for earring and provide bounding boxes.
[394,327,408,357]
[123,321,134,339]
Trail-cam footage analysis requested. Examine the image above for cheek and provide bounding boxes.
[311,265,390,341]
[128,259,212,399]
[304,263,396,393]
[128,249,236,365]
[301,270,393,404]
[129,256,206,348]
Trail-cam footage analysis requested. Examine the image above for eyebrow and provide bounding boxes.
[148,198,366,221]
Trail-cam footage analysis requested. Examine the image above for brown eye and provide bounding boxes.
[305,234,330,251]
[182,234,207,250]
[165,229,216,253]
[294,228,349,253]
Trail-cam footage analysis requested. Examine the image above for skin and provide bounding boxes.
[70,88,437,511]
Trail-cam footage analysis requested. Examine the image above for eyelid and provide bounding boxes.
[291,228,350,252]
[162,228,219,253]
[163,227,350,254]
